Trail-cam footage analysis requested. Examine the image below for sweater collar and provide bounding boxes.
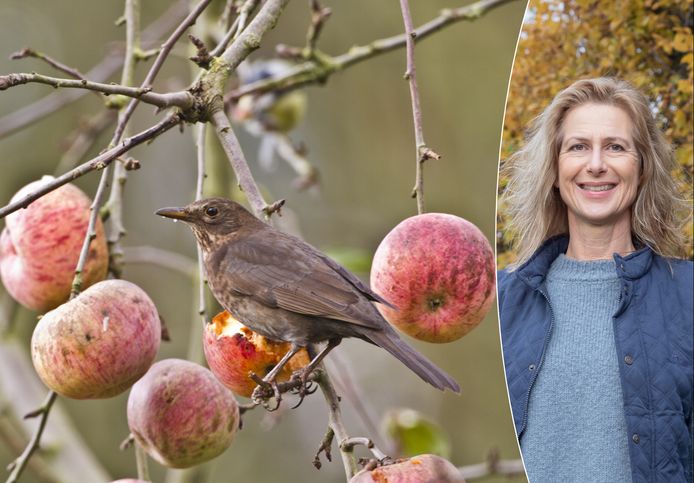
[516,234,653,288]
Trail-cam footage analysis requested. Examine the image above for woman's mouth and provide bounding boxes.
[578,183,616,192]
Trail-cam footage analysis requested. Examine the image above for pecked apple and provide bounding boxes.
[349,454,464,483]
[203,310,310,398]
[0,176,108,312]
[31,279,161,399]
[370,213,495,343]
[127,358,239,469]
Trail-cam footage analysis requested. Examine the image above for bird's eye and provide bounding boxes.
[205,206,219,217]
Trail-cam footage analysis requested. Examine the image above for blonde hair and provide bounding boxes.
[501,77,690,268]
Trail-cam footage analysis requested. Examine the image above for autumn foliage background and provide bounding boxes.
[497,0,694,267]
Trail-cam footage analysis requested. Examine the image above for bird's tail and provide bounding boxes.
[367,329,460,393]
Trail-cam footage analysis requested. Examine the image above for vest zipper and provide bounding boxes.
[520,285,555,436]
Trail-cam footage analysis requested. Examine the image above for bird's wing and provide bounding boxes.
[211,231,384,330]
[309,248,397,310]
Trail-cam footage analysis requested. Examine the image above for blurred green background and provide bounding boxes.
[0,1,527,482]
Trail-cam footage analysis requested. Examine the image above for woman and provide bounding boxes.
[498,77,693,482]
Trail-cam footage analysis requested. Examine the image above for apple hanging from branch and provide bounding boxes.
[370,213,495,343]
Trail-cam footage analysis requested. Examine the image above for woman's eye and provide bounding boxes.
[205,206,219,217]
[607,144,625,152]
[568,143,587,151]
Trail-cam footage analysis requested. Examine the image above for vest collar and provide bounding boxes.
[516,234,653,288]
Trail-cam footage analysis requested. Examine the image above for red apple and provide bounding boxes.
[127,359,239,469]
[350,455,464,483]
[31,279,161,399]
[370,213,495,343]
[0,176,108,312]
[203,311,310,398]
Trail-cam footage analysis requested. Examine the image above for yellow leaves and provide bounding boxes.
[682,53,694,73]
[672,28,692,53]
[677,79,693,95]
[652,27,691,55]
[676,144,693,168]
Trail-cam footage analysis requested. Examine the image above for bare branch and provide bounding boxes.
[325,354,392,455]
[112,0,213,142]
[55,111,118,175]
[398,0,441,214]
[104,0,143,280]
[209,109,277,219]
[0,113,181,220]
[10,48,86,80]
[218,0,290,67]
[305,0,332,56]
[458,447,526,480]
[340,437,389,462]
[0,55,122,140]
[0,72,193,110]
[228,0,517,101]
[0,411,60,483]
[195,122,209,326]
[209,0,260,58]
[6,391,57,483]
[315,369,358,479]
[0,1,189,139]
[70,164,112,297]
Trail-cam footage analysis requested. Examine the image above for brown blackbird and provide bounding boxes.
[156,198,460,393]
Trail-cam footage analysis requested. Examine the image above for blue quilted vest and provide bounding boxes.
[498,236,693,483]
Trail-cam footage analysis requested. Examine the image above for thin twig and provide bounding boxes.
[326,354,391,456]
[209,0,260,57]
[458,447,525,480]
[0,73,193,109]
[398,0,441,214]
[218,0,290,67]
[69,164,112,297]
[55,111,118,175]
[10,48,86,80]
[305,0,332,56]
[313,427,334,469]
[0,55,122,140]
[6,391,57,483]
[209,109,276,218]
[273,133,320,191]
[0,113,181,220]
[195,122,209,326]
[104,0,142,279]
[340,437,388,462]
[0,1,188,140]
[112,0,213,142]
[315,369,358,479]
[0,411,60,483]
[228,0,517,101]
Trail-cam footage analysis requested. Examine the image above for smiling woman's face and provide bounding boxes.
[556,102,641,233]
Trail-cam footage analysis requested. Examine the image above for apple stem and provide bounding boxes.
[399,0,443,215]
[134,440,151,481]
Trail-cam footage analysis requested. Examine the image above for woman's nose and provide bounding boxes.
[586,145,607,174]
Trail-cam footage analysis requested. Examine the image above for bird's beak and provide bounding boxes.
[155,206,189,221]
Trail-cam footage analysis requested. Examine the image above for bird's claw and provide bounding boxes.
[289,369,317,408]
[250,373,282,411]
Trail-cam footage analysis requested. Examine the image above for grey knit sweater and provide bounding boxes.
[520,254,632,483]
